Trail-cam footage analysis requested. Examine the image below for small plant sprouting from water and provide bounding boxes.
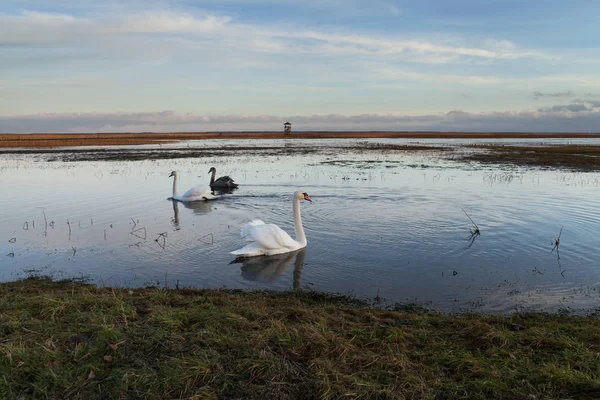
[551,226,563,259]
[129,217,147,240]
[36,207,48,236]
[199,233,214,245]
[462,208,481,247]
[155,232,167,249]
[130,228,147,240]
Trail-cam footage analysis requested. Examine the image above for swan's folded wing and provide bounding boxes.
[215,176,234,184]
[183,184,213,199]
[240,219,265,241]
[245,223,298,250]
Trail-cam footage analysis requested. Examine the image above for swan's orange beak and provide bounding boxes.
[303,193,312,202]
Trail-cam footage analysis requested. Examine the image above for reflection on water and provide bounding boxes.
[1,138,600,314]
[212,187,239,196]
[171,199,214,229]
[234,248,306,288]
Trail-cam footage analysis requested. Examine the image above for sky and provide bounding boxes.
[1,0,600,133]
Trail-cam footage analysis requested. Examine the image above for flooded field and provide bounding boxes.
[1,138,599,313]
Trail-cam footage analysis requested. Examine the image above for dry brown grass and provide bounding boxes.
[0,132,596,148]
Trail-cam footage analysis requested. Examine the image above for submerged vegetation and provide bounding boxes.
[0,143,448,162]
[4,135,600,172]
[1,277,600,399]
[462,145,600,171]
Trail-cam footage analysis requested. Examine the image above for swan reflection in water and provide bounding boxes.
[231,248,306,289]
[211,187,238,196]
[171,199,214,229]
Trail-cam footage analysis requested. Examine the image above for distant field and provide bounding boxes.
[0,131,597,148]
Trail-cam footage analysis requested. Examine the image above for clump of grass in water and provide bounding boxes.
[1,277,600,399]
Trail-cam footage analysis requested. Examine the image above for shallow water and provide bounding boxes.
[1,138,599,313]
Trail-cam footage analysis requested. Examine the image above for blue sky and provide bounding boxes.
[1,0,599,132]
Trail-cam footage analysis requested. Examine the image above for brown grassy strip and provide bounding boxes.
[1,277,599,399]
[0,132,597,148]
[462,145,600,171]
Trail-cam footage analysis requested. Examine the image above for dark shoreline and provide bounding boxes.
[0,131,598,148]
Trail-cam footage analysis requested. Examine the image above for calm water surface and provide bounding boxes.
[1,138,599,313]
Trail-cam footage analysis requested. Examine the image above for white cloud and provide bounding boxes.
[372,67,503,85]
[1,4,598,119]
[533,91,575,99]
[118,12,231,33]
[0,9,552,63]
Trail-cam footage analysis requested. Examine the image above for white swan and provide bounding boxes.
[231,190,312,257]
[168,170,217,202]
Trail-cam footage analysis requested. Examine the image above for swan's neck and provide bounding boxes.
[293,196,306,246]
[172,174,179,198]
[210,169,216,185]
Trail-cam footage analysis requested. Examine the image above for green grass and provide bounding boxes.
[1,277,600,399]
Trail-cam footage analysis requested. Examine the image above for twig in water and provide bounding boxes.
[7,251,15,258]
[67,219,72,239]
[466,233,479,249]
[23,222,29,230]
[462,208,480,233]
[462,208,481,246]
[131,218,137,230]
[72,246,77,256]
[104,230,107,240]
[155,232,167,249]
[557,256,565,278]
[8,237,16,243]
[49,221,55,229]
[199,233,214,245]
[130,227,146,240]
[551,226,563,258]
[36,207,48,236]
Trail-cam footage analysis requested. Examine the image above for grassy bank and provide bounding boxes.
[1,278,599,399]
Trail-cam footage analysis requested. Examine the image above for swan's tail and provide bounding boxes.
[230,243,265,257]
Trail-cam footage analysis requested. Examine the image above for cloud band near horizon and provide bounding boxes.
[1,105,600,133]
